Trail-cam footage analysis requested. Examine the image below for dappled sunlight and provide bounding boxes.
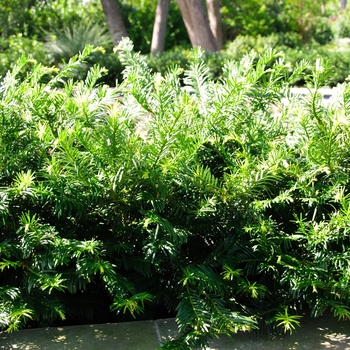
[0,315,350,350]
[52,334,66,343]
[321,331,350,349]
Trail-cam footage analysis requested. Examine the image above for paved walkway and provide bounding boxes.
[1,313,350,350]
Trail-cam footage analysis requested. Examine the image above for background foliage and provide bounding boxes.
[1,0,350,87]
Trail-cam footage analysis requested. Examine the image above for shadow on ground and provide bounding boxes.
[1,312,350,349]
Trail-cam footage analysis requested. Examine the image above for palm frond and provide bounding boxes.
[44,20,111,63]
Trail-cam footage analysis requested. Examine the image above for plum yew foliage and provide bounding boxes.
[1,39,350,348]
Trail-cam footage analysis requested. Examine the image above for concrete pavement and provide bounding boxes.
[1,313,350,350]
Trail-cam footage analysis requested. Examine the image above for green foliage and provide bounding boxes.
[145,33,350,89]
[2,40,350,349]
[0,0,108,82]
[269,307,302,334]
[0,0,345,89]
[0,0,42,38]
[0,36,47,80]
[221,0,281,39]
[44,20,112,64]
[221,0,333,44]
[282,43,350,86]
[119,0,189,54]
[0,0,104,39]
[331,8,350,39]
[222,35,350,86]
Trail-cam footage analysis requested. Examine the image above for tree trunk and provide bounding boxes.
[206,0,222,50]
[100,0,128,46]
[177,0,218,52]
[151,0,171,56]
[340,0,347,11]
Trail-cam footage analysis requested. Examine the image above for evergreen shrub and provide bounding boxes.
[147,35,350,88]
[1,40,350,349]
[0,35,47,81]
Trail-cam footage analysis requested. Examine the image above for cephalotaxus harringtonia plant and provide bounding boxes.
[1,38,350,349]
[0,46,148,332]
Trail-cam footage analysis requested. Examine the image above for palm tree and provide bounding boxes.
[151,0,171,56]
[177,0,219,51]
[100,0,128,45]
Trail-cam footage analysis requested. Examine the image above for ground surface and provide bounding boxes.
[1,311,350,349]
